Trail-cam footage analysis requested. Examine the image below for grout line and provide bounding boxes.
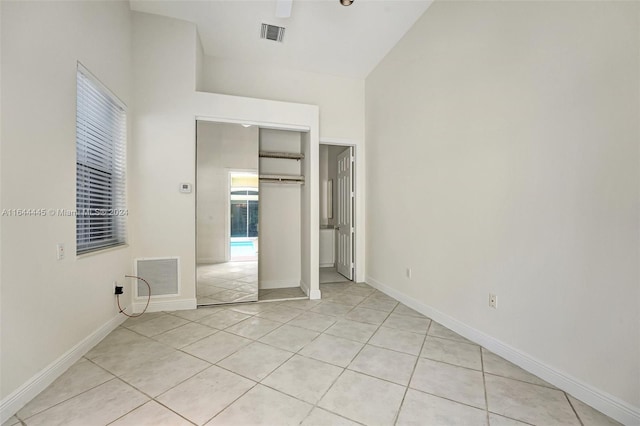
[482,371,559,390]
[128,298,497,421]
[149,400,198,425]
[297,405,367,426]
[309,294,398,423]
[565,391,586,426]
[413,351,485,373]
[392,317,431,425]
[102,378,153,425]
[26,282,593,426]
[405,387,497,417]
[158,299,265,422]
[481,345,491,426]
[24,377,148,426]
[201,381,260,425]
[16,376,119,422]
[486,410,537,426]
[252,285,393,425]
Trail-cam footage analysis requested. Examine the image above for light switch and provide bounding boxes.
[56,243,65,260]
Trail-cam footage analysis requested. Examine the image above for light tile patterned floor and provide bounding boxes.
[259,287,307,301]
[319,267,349,284]
[196,261,258,306]
[9,283,622,426]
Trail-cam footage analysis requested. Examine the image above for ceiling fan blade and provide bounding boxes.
[275,0,293,18]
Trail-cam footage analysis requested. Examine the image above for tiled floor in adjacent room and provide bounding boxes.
[6,282,621,426]
[319,267,348,284]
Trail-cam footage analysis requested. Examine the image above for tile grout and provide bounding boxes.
[392,316,432,426]
[19,282,608,426]
[287,287,399,426]
[480,344,491,426]
[565,391,586,426]
[124,286,487,426]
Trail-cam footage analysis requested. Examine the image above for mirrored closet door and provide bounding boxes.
[196,121,259,305]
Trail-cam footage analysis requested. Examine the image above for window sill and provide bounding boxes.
[76,243,129,260]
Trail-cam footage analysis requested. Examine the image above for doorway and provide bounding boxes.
[319,143,356,285]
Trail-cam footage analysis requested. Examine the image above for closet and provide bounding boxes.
[257,129,307,301]
[195,122,308,306]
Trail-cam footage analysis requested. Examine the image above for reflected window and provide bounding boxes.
[230,187,258,238]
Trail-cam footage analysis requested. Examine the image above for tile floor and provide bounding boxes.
[7,283,621,426]
[319,267,349,284]
[258,287,307,301]
[196,261,258,305]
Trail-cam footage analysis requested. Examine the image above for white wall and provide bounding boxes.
[203,55,366,285]
[195,34,204,92]
[196,121,258,263]
[365,1,639,422]
[0,0,132,409]
[259,129,302,289]
[202,56,364,142]
[299,131,318,298]
[130,12,199,311]
[131,11,321,310]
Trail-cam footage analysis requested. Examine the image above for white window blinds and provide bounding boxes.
[76,64,127,254]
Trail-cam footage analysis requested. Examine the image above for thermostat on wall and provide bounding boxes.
[179,183,192,193]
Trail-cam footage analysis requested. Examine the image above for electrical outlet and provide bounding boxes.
[406,267,412,279]
[489,293,497,309]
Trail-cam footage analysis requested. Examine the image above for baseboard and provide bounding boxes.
[132,298,197,313]
[319,262,335,268]
[300,279,309,296]
[197,257,218,264]
[259,280,299,290]
[299,279,321,300]
[309,289,322,300]
[366,276,640,426]
[0,310,127,423]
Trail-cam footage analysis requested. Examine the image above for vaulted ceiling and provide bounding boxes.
[129,0,433,79]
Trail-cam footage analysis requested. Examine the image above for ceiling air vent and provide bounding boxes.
[261,23,285,42]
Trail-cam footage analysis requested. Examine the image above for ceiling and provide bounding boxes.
[129,0,433,79]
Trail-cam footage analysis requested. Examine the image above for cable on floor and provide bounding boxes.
[116,275,151,318]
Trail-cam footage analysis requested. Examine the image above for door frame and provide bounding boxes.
[320,138,364,283]
[196,104,321,300]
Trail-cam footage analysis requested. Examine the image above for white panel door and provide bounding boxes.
[336,147,353,280]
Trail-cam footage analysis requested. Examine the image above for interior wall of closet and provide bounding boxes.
[258,128,304,291]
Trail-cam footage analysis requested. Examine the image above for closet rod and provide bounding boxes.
[259,174,305,184]
[259,151,305,160]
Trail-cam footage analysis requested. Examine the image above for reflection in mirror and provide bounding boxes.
[196,121,259,305]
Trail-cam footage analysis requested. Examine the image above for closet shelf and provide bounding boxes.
[259,151,305,160]
[259,174,305,184]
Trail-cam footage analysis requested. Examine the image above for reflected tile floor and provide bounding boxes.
[197,261,258,306]
[11,283,621,426]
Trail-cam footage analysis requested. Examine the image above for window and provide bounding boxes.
[76,64,127,254]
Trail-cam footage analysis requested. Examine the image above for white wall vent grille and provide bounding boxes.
[261,23,285,42]
[134,257,180,297]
